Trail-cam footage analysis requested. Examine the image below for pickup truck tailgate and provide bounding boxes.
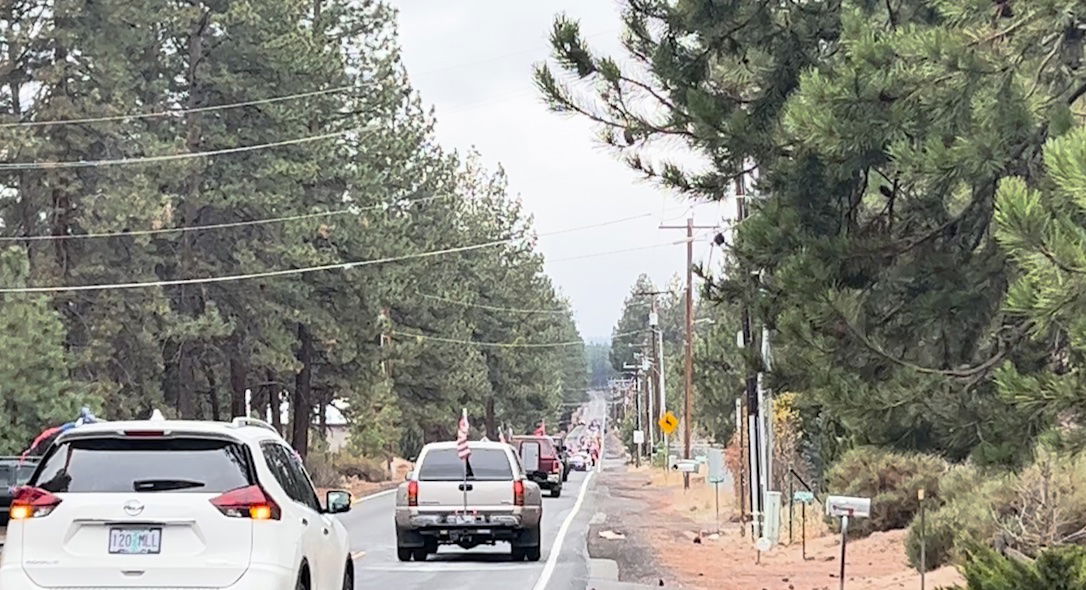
[415,448,516,513]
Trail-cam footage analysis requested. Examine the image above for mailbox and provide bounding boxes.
[825,495,871,519]
[673,459,699,473]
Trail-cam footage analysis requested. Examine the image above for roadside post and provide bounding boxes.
[793,490,815,559]
[755,491,781,560]
[633,430,644,468]
[919,488,926,590]
[707,448,726,532]
[658,411,678,485]
[826,495,872,590]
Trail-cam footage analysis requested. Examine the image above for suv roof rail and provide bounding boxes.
[229,416,278,433]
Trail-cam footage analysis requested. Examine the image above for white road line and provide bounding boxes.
[351,488,396,505]
[531,468,596,590]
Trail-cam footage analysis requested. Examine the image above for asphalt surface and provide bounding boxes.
[340,394,608,590]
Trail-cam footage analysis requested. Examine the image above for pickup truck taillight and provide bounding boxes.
[9,487,62,520]
[407,480,418,507]
[513,480,525,506]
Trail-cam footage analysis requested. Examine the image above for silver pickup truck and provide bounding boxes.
[395,441,543,562]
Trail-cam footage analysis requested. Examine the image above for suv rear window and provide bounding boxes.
[32,437,254,493]
[417,448,513,481]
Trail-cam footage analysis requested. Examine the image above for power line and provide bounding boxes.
[0,27,619,130]
[415,292,569,315]
[0,238,516,294]
[0,125,372,171]
[547,239,686,262]
[390,328,644,349]
[0,194,452,242]
[0,213,662,293]
[0,85,357,129]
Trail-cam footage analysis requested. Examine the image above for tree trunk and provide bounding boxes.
[173,8,211,419]
[292,323,313,459]
[485,397,497,439]
[267,369,282,433]
[229,345,248,418]
[317,387,328,437]
[206,361,221,422]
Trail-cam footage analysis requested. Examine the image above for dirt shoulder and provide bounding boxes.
[593,461,964,590]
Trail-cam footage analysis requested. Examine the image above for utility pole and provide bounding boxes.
[733,176,764,537]
[660,216,717,489]
[636,289,671,453]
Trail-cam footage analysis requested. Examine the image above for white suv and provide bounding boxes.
[0,415,354,590]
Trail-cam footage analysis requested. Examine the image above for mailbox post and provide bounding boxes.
[825,496,872,590]
[793,491,815,559]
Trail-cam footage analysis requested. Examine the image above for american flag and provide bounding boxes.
[456,408,471,460]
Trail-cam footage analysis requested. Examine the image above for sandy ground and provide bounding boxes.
[597,463,965,590]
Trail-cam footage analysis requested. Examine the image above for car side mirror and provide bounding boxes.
[325,490,352,514]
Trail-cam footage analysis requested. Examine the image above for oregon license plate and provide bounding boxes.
[108,528,162,555]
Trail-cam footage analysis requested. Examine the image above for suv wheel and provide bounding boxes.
[550,487,562,498]
[412,547,429,561]
[396,546,412,562]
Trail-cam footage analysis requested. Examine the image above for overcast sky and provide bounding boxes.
[391,1,728,341]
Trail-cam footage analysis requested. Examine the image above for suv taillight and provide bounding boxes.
[550,459,561,473]
[9,487,62,520]
[407,480,418,507]
[513,480,525,506]
[210,485,281,520]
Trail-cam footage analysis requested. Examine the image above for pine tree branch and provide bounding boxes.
[831,300,1029,379]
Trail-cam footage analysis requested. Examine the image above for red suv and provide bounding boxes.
[510,436,563,498]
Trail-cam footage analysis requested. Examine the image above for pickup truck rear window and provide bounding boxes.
[418,448,513,481]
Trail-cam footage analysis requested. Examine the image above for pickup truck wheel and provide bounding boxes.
[412,548,429,562]
[525,545,541,562]
[510,545,526,561]
[396,547,412,562]
[550,487,562,498]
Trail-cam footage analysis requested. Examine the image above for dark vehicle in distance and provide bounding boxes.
[0,457,39,525]
[510,436,563,498]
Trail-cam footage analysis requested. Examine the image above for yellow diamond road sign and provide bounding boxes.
[658,411,679,435]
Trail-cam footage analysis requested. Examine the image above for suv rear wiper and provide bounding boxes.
[133,479,206,492]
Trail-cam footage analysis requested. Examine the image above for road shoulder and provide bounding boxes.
[584,454,674,588]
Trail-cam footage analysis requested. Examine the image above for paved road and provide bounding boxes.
[339,471,595,590]
[341,394,608,590]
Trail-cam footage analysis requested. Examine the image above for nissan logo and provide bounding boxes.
[123,499,145,516]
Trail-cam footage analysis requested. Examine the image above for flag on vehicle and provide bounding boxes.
[456,408,471,461]
[498,427,507,445]
[533,419,546,437]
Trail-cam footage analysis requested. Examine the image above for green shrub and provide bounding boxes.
[825,446,948,537]
[906,448,1086,573]
[335,453,388,482]
[949,544,1086,589]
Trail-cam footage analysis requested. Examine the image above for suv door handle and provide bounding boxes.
[458,483,473,491]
